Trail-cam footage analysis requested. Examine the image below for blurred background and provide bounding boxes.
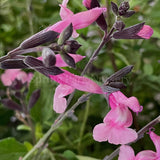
[0,0,160,159]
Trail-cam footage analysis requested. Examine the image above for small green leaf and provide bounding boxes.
[24,141,33,151]
[143,63,153,75]
[63,150,78,160]
[76,155,100,160]
[17,125,31,131]
[0,138,27,160]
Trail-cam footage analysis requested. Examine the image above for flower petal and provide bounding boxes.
[149,131,160,157]
[118,145,135,160]
[60,5,74,20]
[137,25,153,39]
[71,7,106,29]
[125,96,143,113]
[93,123,109,142]
[107,126,137,145]
[50,70,103,94]
[135,150,157,160]
[103,107,133,127]
[53,84,74,113]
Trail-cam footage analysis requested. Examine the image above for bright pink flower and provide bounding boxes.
[137,25,153,39]
[1,69,33,86]
[83,0,92,9]
[118,131,160,160]
[47,0,106,37]
[93,91,142,145]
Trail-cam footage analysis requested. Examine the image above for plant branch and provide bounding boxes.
[21,93,91,160]
[104,115,160,160]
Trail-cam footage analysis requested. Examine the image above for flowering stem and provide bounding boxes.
[22,93,91,160]
[104,115,160,160]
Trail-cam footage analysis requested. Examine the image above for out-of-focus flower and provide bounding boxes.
[1,69,33,86]
[118,131,160,160]
[93,91,142,145]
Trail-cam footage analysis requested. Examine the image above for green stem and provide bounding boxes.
[22,93,91,160]
[78,99,90,154]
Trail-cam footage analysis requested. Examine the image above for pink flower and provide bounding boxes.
[118,131,160,160]
[93,91,142,145]
[38,53,103,113]
[46,0,106,37]
[137,25,153,39]
[1,69,33,86]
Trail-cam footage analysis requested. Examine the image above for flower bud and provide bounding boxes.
[58,23,73,45]
[28,89,41,109]
[122,10,135,18]
[64,40,81,54]
[111,2,118,15]
[1,98,22,111]
[118,1,130,16]
[10,79,23,90]
[20,30,59,49]
[114,21,125,31]
[42,47,56,67]
[60,51,76,68]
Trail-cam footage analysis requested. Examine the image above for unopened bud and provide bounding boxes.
[58,23,73,45]
[42,47,56,67]
[122,10,135,18]
[114,21,125,31]
[111,2,118,15]
[28,89,41,109]
[60,51,76,68]
[1,99,22,111]
[10,79,23,90]
[119,1,130,16]
[20,30,59,49]
[64,40,81,54]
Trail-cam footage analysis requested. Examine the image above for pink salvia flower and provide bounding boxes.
[137,25,154,39]
[83,0,92,9]
[47,0,106,38]
[1,69,33,86]
[118,131,160,160]
[93,91,142,145]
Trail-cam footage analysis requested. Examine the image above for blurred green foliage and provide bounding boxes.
[0,0,160,160]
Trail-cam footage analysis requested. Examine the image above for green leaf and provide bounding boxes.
[63,150,78,160]
[143,63,153,75]
[17,125,31,131]
[0,138,27,160]
[27,72,57,123]
[24,141,33,151]
[76,155,99,160]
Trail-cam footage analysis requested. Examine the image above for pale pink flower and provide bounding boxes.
[1,69,33,86]
[93,91,142,145]
[46,0,106,37]
[118,131,160,160]
[137,25,154,39]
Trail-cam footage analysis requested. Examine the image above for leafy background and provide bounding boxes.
[0,0,160,159]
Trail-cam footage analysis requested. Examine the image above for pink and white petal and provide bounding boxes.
[16,71,28,83]
[53,84,74,113]
[149,131,160,157]
[27,73,34,83]
[118,145,135,160]
[72,7,106,29]
[72,30,79,38]
[103,107,133,127]
[125,96,142,113]
[60,5,74,20]
[137,25,153,39]
[107,126,138,145]
[135,150,157,160]
[109,91,128,109]
[62,0,69,6]
[50,70,103,94]
[93,123,109,142]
